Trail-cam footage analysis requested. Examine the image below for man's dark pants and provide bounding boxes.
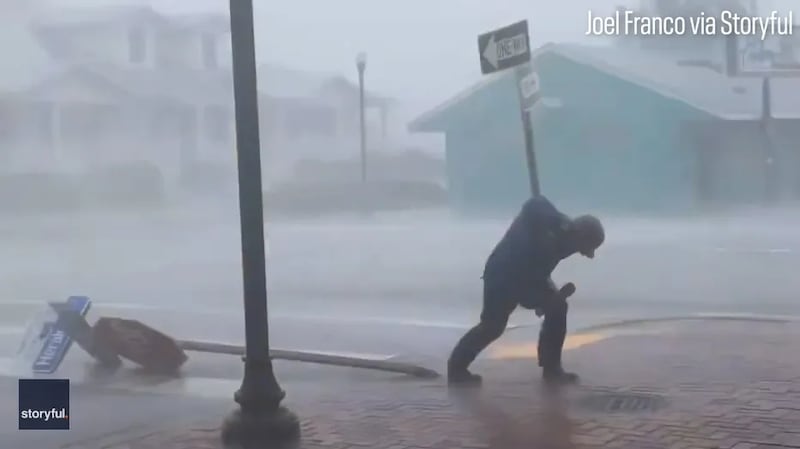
[448,281,568,373]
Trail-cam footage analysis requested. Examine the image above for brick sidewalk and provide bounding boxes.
[68,320,800,449]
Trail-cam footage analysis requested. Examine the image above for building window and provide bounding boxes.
[150,106,182,139]
[203,105,230,143]
[202,34,218,69]
[128,27,146,63]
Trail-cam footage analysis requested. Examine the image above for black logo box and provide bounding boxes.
[19,379,70,430]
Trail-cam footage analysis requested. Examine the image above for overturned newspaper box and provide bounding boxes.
[93,318,187,373]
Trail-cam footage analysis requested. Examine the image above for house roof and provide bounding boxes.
[407,44,553,132]
[556,43,800,119]
[409,42,800,132]
[257,64,392,105]
[31,5,229,33]
[169,13,230,32]
[0,17,59,93]
[257,64,331,98]
[6,5,386,108]
[75,63,234,105]
[318,76,394,107]
[30,5,168,28]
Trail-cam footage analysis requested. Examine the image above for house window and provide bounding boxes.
[202,34,218,69]
[203,105,230,143]
[128,27,146,63]
[150,106,183,139]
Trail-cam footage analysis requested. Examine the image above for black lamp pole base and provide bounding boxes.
[221,405,300,449]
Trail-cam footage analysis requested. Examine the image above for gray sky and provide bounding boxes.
[69,0,797,115]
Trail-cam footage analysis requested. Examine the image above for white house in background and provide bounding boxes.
[0,3,398,189]
[255,64,395,183]
[0,4,235,191]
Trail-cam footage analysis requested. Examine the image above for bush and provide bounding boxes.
[81,161,166,207]
[0,172,83,214]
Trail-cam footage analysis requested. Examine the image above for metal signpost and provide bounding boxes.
[478,20,541,196]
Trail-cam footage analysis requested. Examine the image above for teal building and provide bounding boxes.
[409,43,800,215]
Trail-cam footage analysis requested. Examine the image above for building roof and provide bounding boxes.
[257,64,331,98]
[4,5,386,108]
[169,13,230,32]
[409,42,800,132]
[75,62,234,105]
[31,5,228,33]
[0,17,59,94]
[556,43,800,120]
[318,76,393,107]
[257,64,392,105]
[30,5,167,28]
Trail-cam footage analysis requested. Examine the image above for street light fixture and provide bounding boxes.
[356,52,367,184]
[220,0,300,446]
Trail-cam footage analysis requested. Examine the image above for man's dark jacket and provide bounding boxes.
[482,196,569,306]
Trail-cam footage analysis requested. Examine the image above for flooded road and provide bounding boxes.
[1,208,798,376]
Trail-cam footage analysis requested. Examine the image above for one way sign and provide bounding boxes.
[478,20,531,74]
[475,19,541,197]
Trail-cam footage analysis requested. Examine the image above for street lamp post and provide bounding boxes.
[760,76,777,203]
[221,0,300,446]
[356,52,367,183]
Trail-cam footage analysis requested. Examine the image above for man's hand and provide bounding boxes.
[535,282,575,317]
[559,282,576,298]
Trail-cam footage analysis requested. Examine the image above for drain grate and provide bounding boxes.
[577,392,667,413]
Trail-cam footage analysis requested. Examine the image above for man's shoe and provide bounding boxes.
[448,369,483,386]
[542,367,579,385]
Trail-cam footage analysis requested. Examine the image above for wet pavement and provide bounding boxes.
[2,210,800,447]
[5,319,797,449]
[3,210,800,361]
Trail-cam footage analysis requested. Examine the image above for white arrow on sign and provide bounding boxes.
[482,34,499,68]
[482,33,528,69]
[520,71,540,99]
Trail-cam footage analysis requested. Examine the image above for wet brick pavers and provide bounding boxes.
[67,321,800,449]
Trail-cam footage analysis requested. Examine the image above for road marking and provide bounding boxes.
[487,333,608,360]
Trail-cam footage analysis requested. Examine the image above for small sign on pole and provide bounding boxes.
[477,20,541,196]
[518,69,541,110]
